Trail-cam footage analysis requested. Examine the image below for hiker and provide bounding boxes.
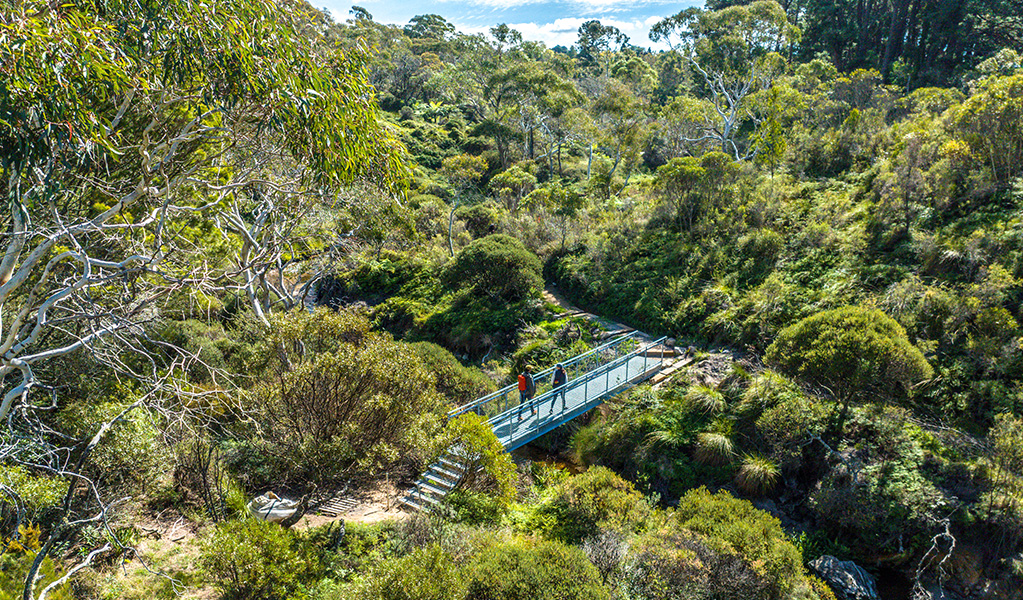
[518,367,536,419]
[550,364,567,413]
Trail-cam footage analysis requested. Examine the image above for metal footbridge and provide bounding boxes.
[400,332,671,511]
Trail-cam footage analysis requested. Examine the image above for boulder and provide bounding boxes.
[809,555,880,600]
[247,491,300,523]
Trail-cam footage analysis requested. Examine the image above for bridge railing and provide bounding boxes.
[490,336,668,448]
[447,331,641,421]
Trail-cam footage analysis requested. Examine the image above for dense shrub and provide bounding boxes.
[344,545,466,600]
[248,309,445,485]
[201,519,323,600]
[623,528,773,600]
[443,413,517,503]
[442,234,542,302]
[766,306,932,407]
[672,487,804,599]
[409,342,496,406]
[533,466,651,543]
[466,538,611,600]
[755,394,829,471]
[456,203,499,239]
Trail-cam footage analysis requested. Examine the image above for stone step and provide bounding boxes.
[414,481,450,499]
[439,457,467,472]
[424,473,457,489]
[430,465,464,482]
[399,489,441,511]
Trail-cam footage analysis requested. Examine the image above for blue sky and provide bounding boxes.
[315,0,703,49]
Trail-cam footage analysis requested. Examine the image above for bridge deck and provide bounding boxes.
[490,350,664,450]
[401,335,668,511]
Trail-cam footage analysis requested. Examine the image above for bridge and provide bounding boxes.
[400,332,673,511]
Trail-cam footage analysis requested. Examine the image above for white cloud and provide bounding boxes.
[454,15,671,49]
[440,0,675,13]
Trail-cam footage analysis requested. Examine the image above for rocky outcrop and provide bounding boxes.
[809,555,880,600]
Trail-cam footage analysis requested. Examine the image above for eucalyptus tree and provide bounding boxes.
[650,0,800,160]
[590,80,649,196]
[577,20,630,78]
[0,0,406,595]
[434,26,528,167]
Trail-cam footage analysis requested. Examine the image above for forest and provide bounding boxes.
[1,0,1022,599]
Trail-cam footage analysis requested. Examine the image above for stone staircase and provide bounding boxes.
[398,450,469,512]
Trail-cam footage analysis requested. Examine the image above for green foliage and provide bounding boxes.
[344,545,466,600]
[444,489,508,525]
[532,466,650,543]
[0,524,70,600]
[409,342,497,405]
[466,537,611,600]
[683,385,726,414]
[455,204,499,239]
[755,394,828,471]
[672,487,805,599]
[953,74,1023,184]
[57,403,168,490]
[246,309,445,486]
[444,414,517,503]
[766,306,933,404]
[0,466,68,517]
[442,234,542,302]
[201,519,323,600]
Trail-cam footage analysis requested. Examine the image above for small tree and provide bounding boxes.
[442,153,489,255]
[443,413,517,503]
[490,165,537,213]
[442,234,542,302]
[765,306,933,425]
[467,538,611,600]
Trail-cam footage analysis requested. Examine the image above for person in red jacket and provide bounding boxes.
[518,367,536,419]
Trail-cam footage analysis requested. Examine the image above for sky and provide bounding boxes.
[315,0,703,50]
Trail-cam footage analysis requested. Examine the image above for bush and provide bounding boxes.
[456,203,499,239]
[251,309,446,485]
[444,489,508,525]
[345,544,466,600]
[442,235,542,302]
[623,527,769,600]
[534,466,650,543]
[755,394,828,471]
[409,342,497,406]
[765,306,932,407]
[672,487,804,599]
[467,538,611,600]
[201,519,323,600]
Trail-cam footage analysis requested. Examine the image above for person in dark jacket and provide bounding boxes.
[550,364,567,413]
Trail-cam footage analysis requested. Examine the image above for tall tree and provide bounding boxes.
[0,0,407,595]
[651,0,800,160]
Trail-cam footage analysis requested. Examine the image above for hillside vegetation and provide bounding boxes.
[1,1,1021,599]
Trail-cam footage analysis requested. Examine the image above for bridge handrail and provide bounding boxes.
[447,331,641,419]
[488,336,667,430]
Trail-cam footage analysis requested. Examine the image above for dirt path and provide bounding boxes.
[297,479,409,529]
[543,284,659,344]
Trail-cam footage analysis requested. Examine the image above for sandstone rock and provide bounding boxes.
[809,555,880,600]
